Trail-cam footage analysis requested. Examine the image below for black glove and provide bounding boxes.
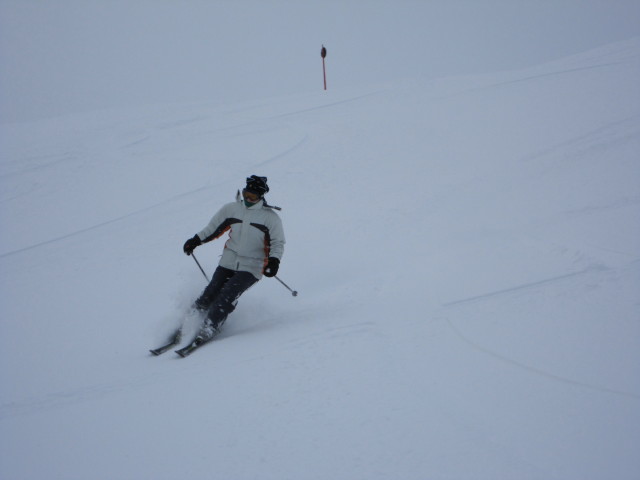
[263,257,280,277]
[183,234,201,256]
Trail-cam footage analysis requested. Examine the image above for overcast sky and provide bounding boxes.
[2,0,639,123]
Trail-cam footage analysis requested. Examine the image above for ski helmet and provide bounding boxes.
[245,175,269,197]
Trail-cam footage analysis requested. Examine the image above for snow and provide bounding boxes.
[1,2,640,479]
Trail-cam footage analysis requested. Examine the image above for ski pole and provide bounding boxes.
[274,275,298,297]
[191,252,210,282]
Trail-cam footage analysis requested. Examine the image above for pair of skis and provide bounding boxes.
[150,329,216,358]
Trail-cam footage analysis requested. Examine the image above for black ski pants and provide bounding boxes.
[194,266,258,328]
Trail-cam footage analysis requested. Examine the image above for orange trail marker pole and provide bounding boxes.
[321,45,327,90]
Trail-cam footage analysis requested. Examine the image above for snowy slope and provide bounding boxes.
[1,39,640,479]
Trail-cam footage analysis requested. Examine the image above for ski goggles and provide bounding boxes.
[242,189,261,203]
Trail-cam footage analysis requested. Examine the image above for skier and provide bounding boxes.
[182,175,285,344]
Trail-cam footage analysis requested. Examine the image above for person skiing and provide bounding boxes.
[182,175,285,344]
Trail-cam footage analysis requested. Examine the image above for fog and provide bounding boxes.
[2,0,639,123]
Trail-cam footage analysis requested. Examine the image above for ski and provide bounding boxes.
[175,328,222,357]
[150,329,182,356]
[175,337,211,358]
[175,322,223,357]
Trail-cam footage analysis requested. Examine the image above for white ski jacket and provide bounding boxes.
[196,198,285,280]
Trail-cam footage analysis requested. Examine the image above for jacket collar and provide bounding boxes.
[245,199,264,209]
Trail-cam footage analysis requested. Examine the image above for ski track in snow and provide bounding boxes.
[520,114,640,163]
[0,186,211,259]
[441,260,640,401]
[0,376,150,420]
[466,61,624,95]
[443,316,640,401]
[442,265,609,307]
